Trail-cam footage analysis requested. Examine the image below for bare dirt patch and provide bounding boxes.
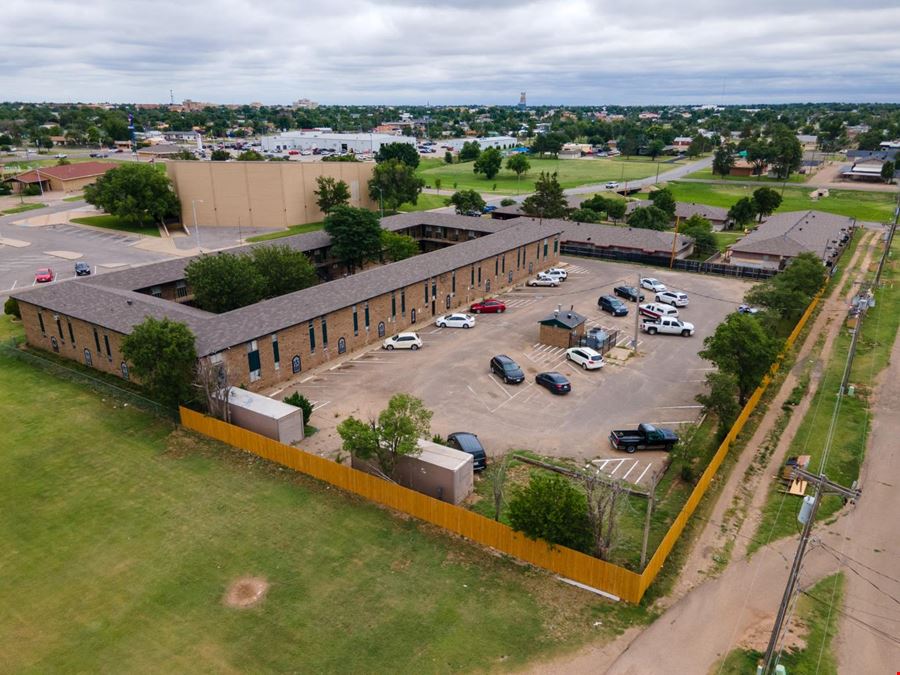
[224,577,269,609]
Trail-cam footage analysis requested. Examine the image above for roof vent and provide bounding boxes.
[126,299,133,306]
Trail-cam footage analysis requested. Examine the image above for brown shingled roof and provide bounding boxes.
[10,161,119,184]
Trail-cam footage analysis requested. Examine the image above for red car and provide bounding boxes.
[34,268,54,283]
[470,299,506,314]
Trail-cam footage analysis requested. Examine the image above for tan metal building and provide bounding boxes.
[166,160,378,228]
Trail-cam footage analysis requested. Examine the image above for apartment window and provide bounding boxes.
[38,312,46,336]
[494,257,499,276]
[501,255,505,274]
[451,271,456,294]
[431,280,436,299]
[424,282,428,304]
[553,237,559,254]
[477,267,482,285]
[67,320,75,345]
[321,317,328,347]
[308,320,316,353]
[536,244,540,260]
[470,265,475,286]
[272,334,280,370]
[103,334,112,360]
[352,305,359,336]
[150,285,162,298]
[543,239,549,258]
[93,327,101,352]
[391,293,396,320]
[400,290,406,316]
[55,316,64,341]
[248,341,261,382]
[364,302,370,330]
[175,280,187,298]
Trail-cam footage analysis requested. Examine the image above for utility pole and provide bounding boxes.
[760,468,860,674]
[633,272,641,351]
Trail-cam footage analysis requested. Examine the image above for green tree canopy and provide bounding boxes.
[323,205,383,273]
[506,153,531,178]
[314,176,351,213]
[248,244,318,299]
[881,160,895,183]
[530,132,565,157]
[680,214,716,258]
[473,147,503,179]
[751,187,783,221]
[185,252,265,313]
[121,318,197,409]
[699,313,780,404]
[768,126,803,179]
[448,189,486,215]
[236,149,265,161]
[606,199,627,222]
[570,208,602,223]
[380,230,419,262]
[712,143,735,179]
[744,252,826,322]
[727,197,757,229]
[444,150,453,164]
[521,171,569,220]
[458,141,481,162]
[580,194,609,216]
[647,139,666,160]
[648,187,677,218]
[627,205,669,230]
[210,149,230,161]
[696,370,742,439]
[508,472,592,553]
[374,142,420,168]
[83,163,180,226]
[368,158,425,212]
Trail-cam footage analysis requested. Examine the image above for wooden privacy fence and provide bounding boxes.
[179,288,822,604]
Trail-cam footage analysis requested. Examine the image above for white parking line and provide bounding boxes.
[312,400,331,412]
[491,382,535,413]
[607,458,627,475]
[635,463,652,484]
[466,384,492,412]
[487,374,514,399]
[300,376,315,383]
[655,405,704,409]
[621,461,638,481]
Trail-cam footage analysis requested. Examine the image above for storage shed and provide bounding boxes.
[225,387,305,445]
[538,307,586,348]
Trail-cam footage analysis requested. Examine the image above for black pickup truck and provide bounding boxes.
[609,423,679,453]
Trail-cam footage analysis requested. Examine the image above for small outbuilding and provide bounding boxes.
[225,387,305,445]
[539,307,586,348]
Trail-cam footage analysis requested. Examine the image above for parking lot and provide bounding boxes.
[273,256,757,487]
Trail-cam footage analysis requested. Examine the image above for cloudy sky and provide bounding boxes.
[3,0,900,105]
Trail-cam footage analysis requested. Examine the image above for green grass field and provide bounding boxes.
[683,167,807,183]
[417,157,672,195]
[70,214,161,237]
[398,193,448,212]
[0,315,645,672]
[1,202,47,215]
[712,231,744,252]
[666,182,897,223]
[245,221,325,242]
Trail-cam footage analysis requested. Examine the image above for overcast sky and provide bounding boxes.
[3,0,900,105]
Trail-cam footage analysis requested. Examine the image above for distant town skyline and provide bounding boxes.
[4,1,900,105]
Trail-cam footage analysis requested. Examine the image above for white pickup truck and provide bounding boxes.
[641,317,695,337]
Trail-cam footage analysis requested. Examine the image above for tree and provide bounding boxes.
[314,176,351,213]
[121,318,198,409]
[581,471,627,560]
[570,208,602,223]
[580,194,609,216]
[248,244,317,299]
[695,370,741,439]
[506,153,531,193]
[283,391,314,427]
[56,157,71,166]
[488,454,511,521]
[648,187,677,219]
[680,214,717,258]
[236,149,265,161]
[173,150,197,160]
[323,205,383,273]
[323,154,360,162]
[210,149,230,161]
[745,252,825,322]
[185,252,265,313]
[727,197,757,229]
[458,141,481,162]
[768,127,803,180]
[194,358,232,422]
[699,313,780,404]
[647,139,666,160]
[83,163,180,227]
[4,297,20,319]
[380,230,419,262]
[751,187,782,222]
[336,393,433,480]
[444,151,453,164]
[473,147,502,180]
[627,205,669,230]
[368,158,425,212]
[521,171,568,220]
[433,178,442,194]
[606,199,627,223]
[448,189,486,215]
[712,143,735,179]
[507,472,591,552]
[530,132,565,157]
[881,160,895,184]
[746,140,769,176]
[375,141,419,168]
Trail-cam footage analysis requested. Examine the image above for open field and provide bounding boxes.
[398,193,448,212]
[712,230,744,252]
[665,182,897,223]
[1,202,47,215]
[0,315,648,672]
[683,167,807,183]
[70,214,160,237]
[417,157,677,194]
[245,221,325,242]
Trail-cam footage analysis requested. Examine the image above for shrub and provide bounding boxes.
[4,297,20,319]
[284,391,313,426]
[500,198,516,207]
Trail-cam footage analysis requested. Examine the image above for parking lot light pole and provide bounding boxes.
[374,186,384,218]
[191,199,204,251]
[633,273,641,351]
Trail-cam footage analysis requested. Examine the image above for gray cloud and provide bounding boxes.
[2,0,899,104]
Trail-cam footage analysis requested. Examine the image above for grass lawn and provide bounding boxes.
[1,202,47,215]
[417,157,668,195]
[666,182,897,223]
[751,235,900,549]
[683,167,807,183]
[717,573,844,674]
[0,314,647,672]
[245,221,325,243]
[70,214,160,237]
[398,193,449,212]
[63,194,85,202]
[712,231,744,252]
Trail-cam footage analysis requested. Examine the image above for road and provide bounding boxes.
[564,155,713,196]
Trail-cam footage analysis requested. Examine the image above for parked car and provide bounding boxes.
[656,290,689,307]
[490,354,525,384]
[609,423,679,453]
[54,153,67,159]
[598,295,628,316]
[482,205,498,213]
[536,371,572,394]
[605,181,620,189]
[613,285,644,302]
[566,347,604,370]
[434,313,475,329]
[470,299,506,314]
[639,302,679,320]
[382,332,422,350]
[640,277,667,292]
[74,261,91,276]
[527,275,560,287]
[544,267,568,281]
[446,432,487,471]
[34,268,54,283]
[641,317,695,336]
[738,304,760,315]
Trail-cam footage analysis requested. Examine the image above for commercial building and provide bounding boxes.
[442,136,518,151]
[260,131,414,154]
[4,161,119,194]
[12,216,561,392]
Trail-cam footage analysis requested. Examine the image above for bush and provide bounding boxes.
[500,198,516,207]
[284,391,313,426]
[4,297,20,319]
[22,184,42,196]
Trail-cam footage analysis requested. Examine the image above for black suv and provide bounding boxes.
[490,354,525,384]
[74,261,91,276]
[598,295,628,316]
[613,285,644,302]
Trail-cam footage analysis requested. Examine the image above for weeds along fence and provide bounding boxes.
[180,289,823,603]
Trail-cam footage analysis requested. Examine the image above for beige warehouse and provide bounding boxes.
[166,160,378,228]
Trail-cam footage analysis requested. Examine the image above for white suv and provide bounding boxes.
[544,268,568,281]
[656,291,689,307]
[566,347,604,370]
[382,332,423,350]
